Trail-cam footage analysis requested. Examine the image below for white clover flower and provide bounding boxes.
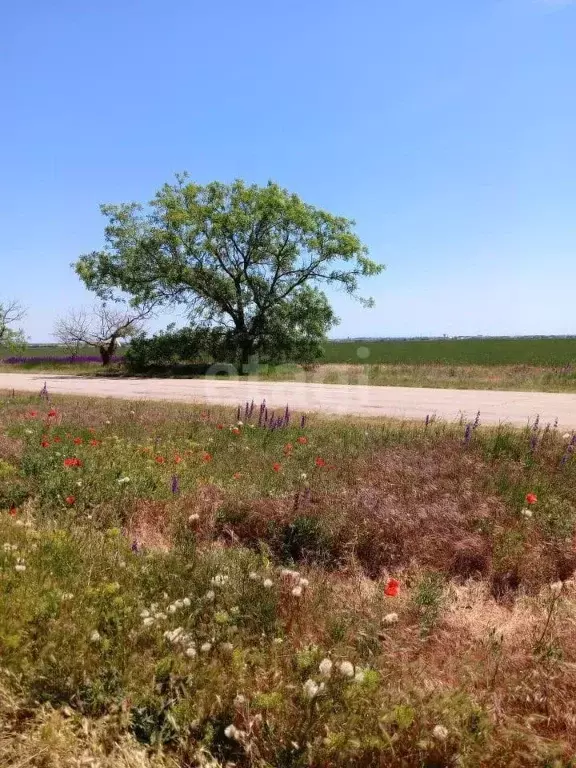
[520,508,533,519]
[174,599,183,609]
[185,646,197,658]
[90,630,101,643]
[205,590,215,602]
[14,562,26,572]
[384,613,399,625]
[211,574,229,586]
[188,513,200,524]
[168,604,177,614]
[224,724,244,741]
[76,480,83,487]
[150,603,158,612]
[291,585,303,597]
[11,543,18,551]
[248,571,260,581]
[237,420,243,426]
[234,694,246,707]
[319,658,333,677]
[154,612,167,621]
[182,597,191,607]
[299,577,309,588]
[354,668,366,684]
[300,473,308,480]
[281,568,300,580]
[220,642,234,653]
[551,581,564,596]
[273,637,284,645]
[432,725,449,740]
[142,617,154,627]
[2,543,11,552]
[200,642,212,653]
[130,410,136,416]
[117,476,130,484]
[105,420,111,425]
[230,606,240,615]
[263,578,273,589]
[25,429,33,435]
[303,679,320,699]
[338,661,355,678]
[61,592,74,601]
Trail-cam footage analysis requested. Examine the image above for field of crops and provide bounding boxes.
[323,337,576,366]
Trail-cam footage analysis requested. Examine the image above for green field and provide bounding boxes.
[323,337,576,366]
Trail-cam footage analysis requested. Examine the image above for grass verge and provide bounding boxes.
[1,393,576,766]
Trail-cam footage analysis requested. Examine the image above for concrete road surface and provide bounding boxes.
[1,372,576,429]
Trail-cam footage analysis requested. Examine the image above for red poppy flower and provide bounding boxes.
[28,411,38,418]
[526,493,538,505]
[384,578,400,597]
[233,472,242,480]
[217,424,224,430]
[174,455,182,464]
[231,427,240,436]
[297,436,308,445]
[53,436,61,443]
[315,457,326,468]
[65,495,76,506]
[283,443,293,455]
[41,440,50,448]
[63,457,82,468]
[202,452,212,462]
[272,462,282,472]
[9,504,17,517]
[73,437,83,445]
[155,456,165,464]
[48,409,57,417]
[89,439,100,447]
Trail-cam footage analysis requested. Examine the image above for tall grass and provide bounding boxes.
[1,393,576,765]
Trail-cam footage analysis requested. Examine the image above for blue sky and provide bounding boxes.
[1,0,575,341]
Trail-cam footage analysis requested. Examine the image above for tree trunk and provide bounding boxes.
[99,345,112,366]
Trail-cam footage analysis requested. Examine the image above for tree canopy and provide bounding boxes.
[75,176,384,367]
[0,300,26,352]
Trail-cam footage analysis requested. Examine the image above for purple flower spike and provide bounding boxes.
[131,540,139,553]
[473,411,480,429]
[171,475,180,494]
[425,414,430,428]
[464,423,472,445]
[300,414,306,429]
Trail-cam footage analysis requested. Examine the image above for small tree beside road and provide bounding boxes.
[53,303,154,365]
[0,299,27,352]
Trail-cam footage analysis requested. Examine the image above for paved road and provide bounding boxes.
[1,372,576,429]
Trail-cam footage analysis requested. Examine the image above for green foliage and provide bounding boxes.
[75,176,383,367]
[412,572,445,636]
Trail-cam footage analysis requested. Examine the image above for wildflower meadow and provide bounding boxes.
[2,391,576,766]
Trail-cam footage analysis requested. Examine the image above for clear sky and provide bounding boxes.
[1,0,575,341]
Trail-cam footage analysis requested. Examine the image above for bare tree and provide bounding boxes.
[0,299,27,350]
[54,302,155,365]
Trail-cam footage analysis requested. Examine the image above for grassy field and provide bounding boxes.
[2,393,576,766]
[3,337,576,393]
[323,337,576,366]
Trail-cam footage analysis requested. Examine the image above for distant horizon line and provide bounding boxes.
[18,334,576,346]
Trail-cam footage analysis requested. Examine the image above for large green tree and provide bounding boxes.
[75,176,384,368]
